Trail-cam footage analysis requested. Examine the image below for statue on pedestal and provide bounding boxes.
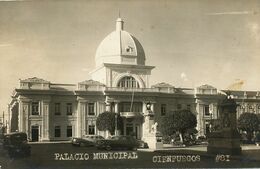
[151,122,158,134]
[142,102,163,149]
[207,93,241,155]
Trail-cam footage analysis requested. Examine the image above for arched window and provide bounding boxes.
[117,76,140,88]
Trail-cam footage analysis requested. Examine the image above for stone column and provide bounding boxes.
[18,99,30,133]
[77,100,87,137]
[83,101,87,136]
[96,101,105,115]
[18,100,23,132]
[25,101,30,139]
[142,102,146,113]
[114,102,119,135]
[196,103,204,136]
[42,100,50,141]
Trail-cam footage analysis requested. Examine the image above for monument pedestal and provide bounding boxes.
[142,105,163,150]
[207,95,241,155]
[143,134,163,150]
[207,130,241,155]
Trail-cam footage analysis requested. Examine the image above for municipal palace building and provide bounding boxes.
[8,18,260,142]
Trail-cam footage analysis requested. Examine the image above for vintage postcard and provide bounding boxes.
[0,0,260,168]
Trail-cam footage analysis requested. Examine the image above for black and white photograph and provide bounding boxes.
[0,0,260,168]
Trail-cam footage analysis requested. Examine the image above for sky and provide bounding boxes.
[0,0,260,117]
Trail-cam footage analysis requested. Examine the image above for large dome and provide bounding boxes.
[95,18,146,66]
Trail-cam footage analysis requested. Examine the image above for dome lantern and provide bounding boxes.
[116,18,124,31]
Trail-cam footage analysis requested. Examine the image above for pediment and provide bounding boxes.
[152,82,174,88]
[20,77,50,83]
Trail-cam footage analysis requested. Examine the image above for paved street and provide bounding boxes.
[0,143,260,169]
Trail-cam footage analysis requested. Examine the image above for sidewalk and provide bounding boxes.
[138,144,260,152]
[28,140,71,144]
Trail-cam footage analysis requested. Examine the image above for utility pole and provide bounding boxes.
[3,111,5,133]
[3,111,4,126]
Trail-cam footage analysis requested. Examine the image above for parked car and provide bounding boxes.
[72,135,104,147]
[3,132,31,157]
[170,134,196,147]
[96,135,139,150]
[195,136,208,145]
[170,135,186,147]
[255,132,260,146]
[137,140,149,148]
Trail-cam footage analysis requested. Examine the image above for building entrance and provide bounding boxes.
[126,124,134,136]
[125,123,141,139]
[31,126,39,142]
[120,110,143,140]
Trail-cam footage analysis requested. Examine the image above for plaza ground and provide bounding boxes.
[0,143,260,169]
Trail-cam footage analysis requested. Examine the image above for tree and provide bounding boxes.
[96,111,123,136]
[257,114,260,131]
[161,109,197,143]
[238,112,259,142]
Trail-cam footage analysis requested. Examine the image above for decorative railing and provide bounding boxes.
[105,87,180,93]
[105,87,159,92]
[76,86,194,94]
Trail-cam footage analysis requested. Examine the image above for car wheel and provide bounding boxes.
[105,145,112,151]
[132,147,137,151]
[80,143,85,147]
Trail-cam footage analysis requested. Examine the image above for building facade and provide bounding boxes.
[8,18,260,142]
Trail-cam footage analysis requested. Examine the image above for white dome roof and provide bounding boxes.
[95,18,146,66]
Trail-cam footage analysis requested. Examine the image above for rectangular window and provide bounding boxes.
[177,104,182,110]
[32,102,39,115]
[55,103,61,115]
[66,103,72,115]
[204,105,210,116]
[161,104,166,116]
[55,126,61,137]
[88,103,95,115]
[67,126,72,137]
[187,104,191,111]
[88,125,95,135]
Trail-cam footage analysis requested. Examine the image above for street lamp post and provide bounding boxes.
[115,113,118,136]
[0,117,3,128]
